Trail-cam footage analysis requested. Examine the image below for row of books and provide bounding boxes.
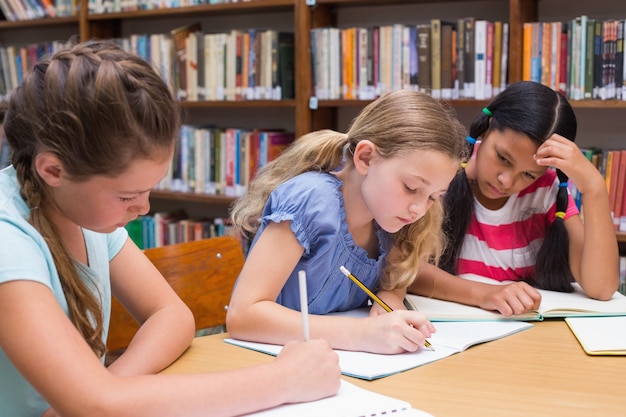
[573,147,626,232]
[155,125,294,197]
[129,25,295,102]
[0,0,75,21]
[88,0,250,15]
[0,41,75,102]
[523,16,626,101]
[310,18,510,101]
[0,25,295,104]
[125,211,240,249]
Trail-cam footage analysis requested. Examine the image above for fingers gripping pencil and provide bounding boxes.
[339,265,433,350]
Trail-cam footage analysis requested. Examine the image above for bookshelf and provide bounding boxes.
[0,0,624,249]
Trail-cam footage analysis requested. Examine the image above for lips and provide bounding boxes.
[487,183,507,198]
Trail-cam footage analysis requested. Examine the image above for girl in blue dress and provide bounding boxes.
[228,89,467,354]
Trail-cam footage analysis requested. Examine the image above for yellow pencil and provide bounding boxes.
[339,265,434,350]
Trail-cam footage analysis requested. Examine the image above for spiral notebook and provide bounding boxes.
[241,380,433,417]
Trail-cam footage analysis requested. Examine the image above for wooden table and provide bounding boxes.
[162,320,626,417]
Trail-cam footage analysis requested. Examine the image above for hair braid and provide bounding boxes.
[5,41,180,357]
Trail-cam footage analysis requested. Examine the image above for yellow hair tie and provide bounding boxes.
[555,211,565,219]
[460,162,468,168]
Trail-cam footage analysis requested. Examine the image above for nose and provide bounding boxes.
[497,171,513,189]
[409,197,430,221]
[133,194,151,216]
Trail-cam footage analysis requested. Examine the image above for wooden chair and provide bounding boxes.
[106,236,244,358]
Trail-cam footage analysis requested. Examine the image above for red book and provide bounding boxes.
[559,27,568,96]
[613,150,626,231]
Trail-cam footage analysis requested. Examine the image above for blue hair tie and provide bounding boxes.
[466,136,477,145]
[558,182,568,188]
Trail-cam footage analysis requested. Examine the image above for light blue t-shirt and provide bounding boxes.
[0,166,128,417]
[250,171,392,314]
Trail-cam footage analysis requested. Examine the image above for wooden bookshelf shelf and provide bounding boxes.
[0,16,79,29]
[86,0,294,21]
[313,0,482,5]
[617,232,626,243]
[568,100,626,109]
[315,99,492,108]
[181,100,296,109]
[150,190,236,205]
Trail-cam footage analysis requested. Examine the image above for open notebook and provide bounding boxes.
[405,275,626,321]
[225,309,532,380]
[242,380,434,417]
[565,316,626,356]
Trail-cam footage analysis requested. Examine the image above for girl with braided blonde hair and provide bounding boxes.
[410,81,619,316]
[227,89,467,354]
[0,41,340,417]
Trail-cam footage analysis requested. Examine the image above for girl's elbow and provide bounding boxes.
[181,305,196,342]
[225,305,246,338]
[584,280,619,301]
[590,287,618,301]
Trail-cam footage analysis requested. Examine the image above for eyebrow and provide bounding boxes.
[500,150,544,176]
[410,175,431,186]
[120,188,152,195]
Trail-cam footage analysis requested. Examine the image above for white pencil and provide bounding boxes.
[298,270,310,341]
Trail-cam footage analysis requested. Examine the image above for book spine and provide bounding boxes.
[430,19,441,99]
[474,20,487,100]
[417,24,431,94]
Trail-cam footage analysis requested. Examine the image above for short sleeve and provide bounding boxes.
[260,172,343,256]
[0,218,51,286]
[108,227,128,260]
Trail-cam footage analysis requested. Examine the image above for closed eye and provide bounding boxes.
[119,196,137,202]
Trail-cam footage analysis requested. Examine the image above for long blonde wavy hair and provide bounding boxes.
[231,89,466,290]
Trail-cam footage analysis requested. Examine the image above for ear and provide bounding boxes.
[34,152,64,187]
[352,140,378,175]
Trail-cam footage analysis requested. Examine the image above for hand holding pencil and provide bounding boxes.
[340,266,435,351]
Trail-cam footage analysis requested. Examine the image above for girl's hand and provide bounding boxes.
[534,134,604,195]
[277,339,341,404]
[368,289,407,316]
[363,310,436,354]
[477,281,542,316]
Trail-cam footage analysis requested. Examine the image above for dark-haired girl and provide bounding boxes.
[409,81,619,316]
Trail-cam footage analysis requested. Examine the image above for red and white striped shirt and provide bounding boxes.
[456,169,579,281]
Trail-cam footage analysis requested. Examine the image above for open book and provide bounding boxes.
[565,316,626,356]
[242,380,434,417]
[405,275,626,321]
[225,309,532,380]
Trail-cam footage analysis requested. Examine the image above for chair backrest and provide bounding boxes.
[106,236,244,353]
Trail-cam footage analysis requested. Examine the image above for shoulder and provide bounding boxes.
[262,172,345,253]
[0,204,52,286]
[269,172,342,212]
[279,171,342,195]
